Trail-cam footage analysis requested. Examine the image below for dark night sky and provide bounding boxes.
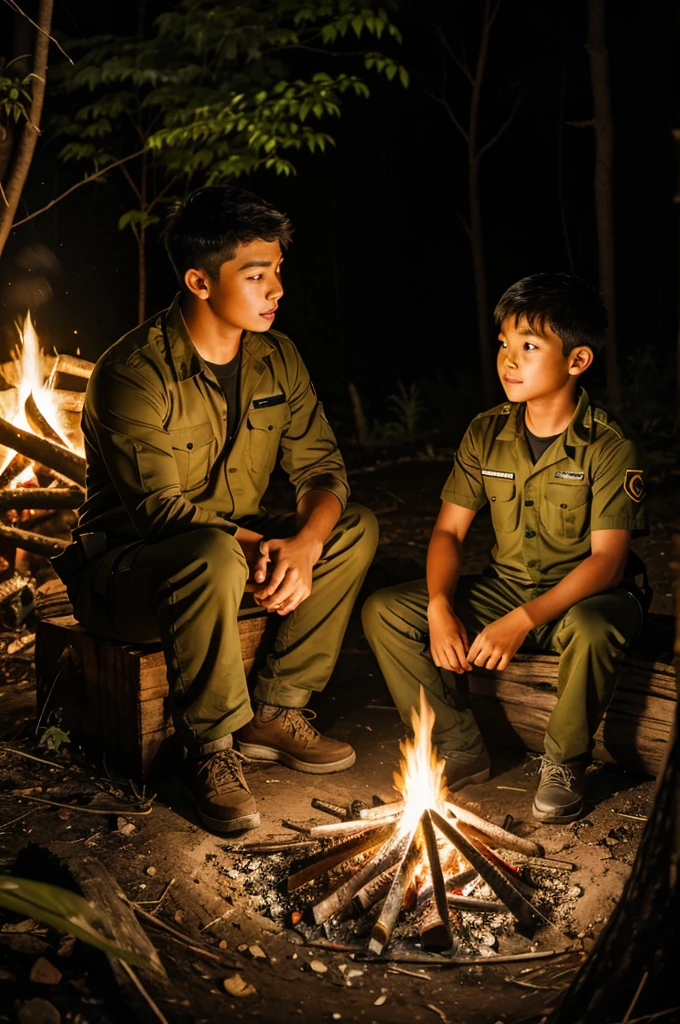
[1,0,677,438]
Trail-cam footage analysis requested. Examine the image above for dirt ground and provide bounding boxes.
[0,457,676,1024]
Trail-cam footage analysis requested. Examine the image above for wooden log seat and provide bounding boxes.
[35,601,273,780]
[467,615,677,776]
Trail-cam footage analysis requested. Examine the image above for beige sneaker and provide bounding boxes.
[236,704,356,774]
[185,749,260,832]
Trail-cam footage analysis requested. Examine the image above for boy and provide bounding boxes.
[362,273,647,823]
[54,186,378,833]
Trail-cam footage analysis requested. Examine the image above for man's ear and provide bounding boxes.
[184,267,211,300]
[568,346,594,377]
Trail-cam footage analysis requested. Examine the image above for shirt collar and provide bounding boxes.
[495,387,593,447]
[162,294,275,381]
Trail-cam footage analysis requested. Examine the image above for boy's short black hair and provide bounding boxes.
[165,185,293,281]
[494,272,608,355]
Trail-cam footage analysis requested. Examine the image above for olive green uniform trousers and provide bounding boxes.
[362,573,642,763]
[71,503,377,754]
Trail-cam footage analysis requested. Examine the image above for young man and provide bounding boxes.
[54,186,378,832]
[362,273,647,823]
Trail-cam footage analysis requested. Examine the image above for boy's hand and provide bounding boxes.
[234,528,269,584]
[467,608,532,671]
[428,597,472,674]
[252,534,323,615]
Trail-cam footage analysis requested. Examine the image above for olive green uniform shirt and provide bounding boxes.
[75,295,349,542]
[440,389,647,586]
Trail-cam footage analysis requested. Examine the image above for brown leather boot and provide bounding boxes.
[184,749,260,832]
[236,705,356,774]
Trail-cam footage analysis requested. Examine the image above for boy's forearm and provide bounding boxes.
[295,489,343,549]
[514,552,627,632]
[426,528,464,608]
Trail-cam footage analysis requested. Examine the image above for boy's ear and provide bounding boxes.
[184,267,211,300]
[568,346,594,377]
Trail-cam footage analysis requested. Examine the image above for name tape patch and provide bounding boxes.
[482,469,515,480]
[252,394,286,410]
[554,470,585,480]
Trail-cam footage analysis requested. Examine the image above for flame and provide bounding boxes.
[394,686,450,836]
[0,312,83,481]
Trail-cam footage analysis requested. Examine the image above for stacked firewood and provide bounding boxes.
[0,353,92,559]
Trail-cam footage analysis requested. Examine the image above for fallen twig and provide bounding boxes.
[150,878,175,917]
[131,904,235,964]
[10,793,154,816]
[355,948,564,966]
[0,808,37,831]
[117,960,169,1024]
[613,810,648,822]
[0,745,67,768]
[387,965,432,980]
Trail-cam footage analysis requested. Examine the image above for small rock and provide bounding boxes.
[309,960,328,974]
[146,866,157,877]
[290,910,302,926]
[174,910,184,924]
[29,958,62,986]
[57,936,75,958]
[237,943,248,953]
[374,994,387,1006]
[568,885,583,898]
[2,918,36,933]
[117,818,136,836]
[17,998,61,1024]
[219,940,228,950]
[332,1015,342,1021]
[223,973,256,998]
[56,809,71,821]
[248,945,267,960]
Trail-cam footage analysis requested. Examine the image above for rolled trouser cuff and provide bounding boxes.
[182,702,254,757]
[252,678,311,709]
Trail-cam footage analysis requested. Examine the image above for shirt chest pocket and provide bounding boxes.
[543,482,590,539]
[246,403,290,475]
[483,478,518,533]
[169,421,215,492]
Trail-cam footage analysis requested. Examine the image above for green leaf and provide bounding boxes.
[0,876,162,973]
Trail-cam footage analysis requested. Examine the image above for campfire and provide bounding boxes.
[0,312,91,563]
[232,689,577,960]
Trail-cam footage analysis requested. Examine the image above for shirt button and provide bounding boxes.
[228,467,237,474]
[527,559,539,568]
[268,425,274,431]
[490,496,496,502]
[525,530,536,539]
[560,502,567,509]
[187,442,193,450]
[524,499,534,506]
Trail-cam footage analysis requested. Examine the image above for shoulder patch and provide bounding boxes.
[623,469,645,502]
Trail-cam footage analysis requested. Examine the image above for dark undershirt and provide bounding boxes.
[204,350,242,446]
[525,423,561,464]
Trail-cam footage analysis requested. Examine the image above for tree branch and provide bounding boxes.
[478,93,521,159]
[2,0,72,63]
[439,31,474,85]
[119,160,142,202]
[11,148,147,227]
[427,93,469,142]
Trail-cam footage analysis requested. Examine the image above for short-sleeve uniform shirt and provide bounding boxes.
[440,389,647,586]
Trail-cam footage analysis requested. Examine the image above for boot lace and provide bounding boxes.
[200,749,247,792]
[538,757,575,788]
[277,707,320,748]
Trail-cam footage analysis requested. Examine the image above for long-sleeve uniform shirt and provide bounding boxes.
[75,295,349,544]
[440,388,647,587]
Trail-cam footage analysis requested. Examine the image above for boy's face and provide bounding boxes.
[186,238,284,334]
[497,316,591,404]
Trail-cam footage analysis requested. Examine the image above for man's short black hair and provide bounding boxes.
[494,272,608,355]
[165,185,293,281]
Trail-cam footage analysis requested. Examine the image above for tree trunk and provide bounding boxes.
[138,224,147,323]
[547,533,680,1023]
[469,0,497,408]
[673,128,680,423]
[586,0,621,407]
[0,0,54,258]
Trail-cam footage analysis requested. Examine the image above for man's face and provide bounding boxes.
[497,315,583,403]
[200,238,284,333]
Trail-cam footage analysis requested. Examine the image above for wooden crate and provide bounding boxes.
[35,608,272,780]
[468,652,677,776]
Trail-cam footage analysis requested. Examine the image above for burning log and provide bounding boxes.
[25,393,64,446]
[313,827,406,925]
[0,521,68,557]
[0,487,84,511]
[0,453,31,488]
[50,353,95,381]
[446,894,507,913]
[311,797,351,820]
[359,801,404,822]
[420,810,453,950]
[430,809,539,937]
[0,415,86,486]
[368,825,421,955]
[287,826,393,893]
[51,389,85,414]
[353,863,399,914]
[445,802,544,858]
[308,818,391,839]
